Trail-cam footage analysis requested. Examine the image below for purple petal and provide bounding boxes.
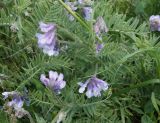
[94,77,109,91]
[13,97,24,108]
[36,32,55,46]
[58,81,66,89]
[2,91,18,100]
[79,85,86,93]
[94,16,108,35]
[65,2,77,11]
[96,42,104,53]
[93,86,101,97]
[2,92,10,100]
[78,80,89,93]
[39,22,55,32]
[57,73,64,82]
[40,74,49,86]
[86,89,93,98]
[83,7,93,21]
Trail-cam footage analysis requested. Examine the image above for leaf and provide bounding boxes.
[35,113,47,123]
[151,92,159,113]
[0,111,9,123]
[120,107,125,123]
[112,79,160,97]
[141,114,153,123]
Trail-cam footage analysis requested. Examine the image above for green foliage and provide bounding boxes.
[1,0,160,123]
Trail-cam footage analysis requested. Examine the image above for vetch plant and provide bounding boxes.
[1,0,160,123]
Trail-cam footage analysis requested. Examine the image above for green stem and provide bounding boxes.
[58,0,90,31]
[58,0,104,44]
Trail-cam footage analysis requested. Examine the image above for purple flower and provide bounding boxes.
[149,15,160,31]
[83,7,93,21]
[94,17,108,53]
[78,76,109,98]
[94,16,108,36]
[36,22,59,56]
[96,42,104,53]
[65,2,77,21]
[2,91,23,108]
[78,0,93,5]
[2,91,28,118]
[40,71,66,94]
[78,0,84,4]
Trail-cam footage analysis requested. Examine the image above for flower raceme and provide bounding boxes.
[94,17,108,36]
[64,0,93,21]
[94,16,108,53]
[83,7,93,21]
[65,1,78,21]
[149,15,160,31]
[2,91,28,118]
[40,71,66,94]
[78,76,109,98]
[36,22,59,56]
[2,91,24,108]
[96,43,104,53]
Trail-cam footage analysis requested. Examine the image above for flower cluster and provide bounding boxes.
[65,0,93,21]
[2,91,28,118]
[78,76,109,98]
[39,70,109,98]
[36,22,59,56]
[65,1,78,21]
[35,1,109,98]
[82,7,93,21]
[40,71,66,94]
[94,16,108,53]
[149,15,160,31]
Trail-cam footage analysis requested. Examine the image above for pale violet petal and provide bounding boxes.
[36,33,47,47]
[93,87,101,97]
[57,73,64,82]
[79,86,86,93]
[102,83,109,91]
[36,33,46,46]
[49,71,58,81]
[83,7,93,21]
[59,81,66,89]
[16,100,24,108]
[39,22,55,32]
[40,74,49,86]
[2,92,10,100]
[86,90,93,98]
